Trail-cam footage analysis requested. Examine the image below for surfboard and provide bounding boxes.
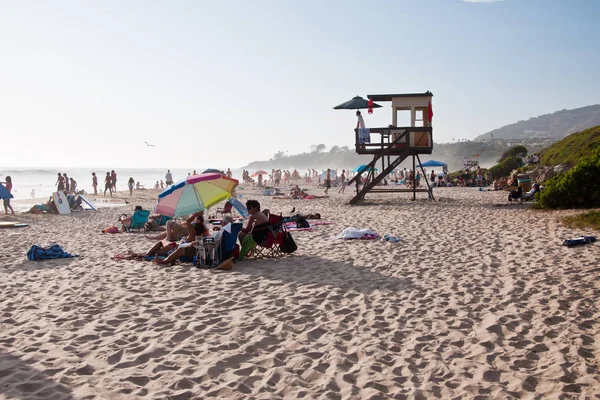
[79,195,98,211]
[0,222,28,228]
[53,191,71,215]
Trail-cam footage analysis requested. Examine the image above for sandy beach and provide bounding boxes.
[1,187,599,399]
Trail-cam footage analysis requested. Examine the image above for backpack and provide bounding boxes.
[280,232,297,254]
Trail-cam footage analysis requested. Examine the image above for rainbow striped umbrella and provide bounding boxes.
[155,173,238,217]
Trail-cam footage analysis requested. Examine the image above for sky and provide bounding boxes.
[1,0,599,169]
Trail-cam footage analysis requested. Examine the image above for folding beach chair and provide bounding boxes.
[122,209,150,232]
[251,214,286,258]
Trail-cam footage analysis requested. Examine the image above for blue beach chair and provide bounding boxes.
[122,209,150,232]
[196,222,243,269]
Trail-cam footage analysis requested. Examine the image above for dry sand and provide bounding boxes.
[1,186,599,399]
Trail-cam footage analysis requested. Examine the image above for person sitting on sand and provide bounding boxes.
[154,212,208,265]
[28,196,57,214]
[129,212,206,264]
[238,200,269,244]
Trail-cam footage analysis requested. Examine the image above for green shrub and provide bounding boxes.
[488,156,523,179]
[499,145,528,163]
[538,151,600,208]
[539,125,600,166]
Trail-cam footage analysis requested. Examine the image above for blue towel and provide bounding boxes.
[358,128,370,144]
[27,244,79,261]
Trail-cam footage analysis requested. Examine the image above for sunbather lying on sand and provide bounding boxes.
[148,219,189,241]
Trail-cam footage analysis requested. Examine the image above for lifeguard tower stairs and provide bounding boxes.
[348,92,434,205]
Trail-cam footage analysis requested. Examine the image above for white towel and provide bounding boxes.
[358,128,370,144]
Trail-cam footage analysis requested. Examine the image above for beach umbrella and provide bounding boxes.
[251,170,268,178]
[203,168,224,174]
[154,173,239,217]
[0,183,13,199]
[333,96,382,110]
[352,164,377,173]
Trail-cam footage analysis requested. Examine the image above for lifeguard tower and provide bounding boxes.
[348,91,434,204]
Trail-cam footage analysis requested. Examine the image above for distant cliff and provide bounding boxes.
[474,105,600,141]
[242,105,600,173]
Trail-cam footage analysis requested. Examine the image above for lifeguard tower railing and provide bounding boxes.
[348,126,434,204]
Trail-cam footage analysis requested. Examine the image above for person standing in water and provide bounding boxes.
[92,172,98,195]
[104,172,112,197]
[128,177,135,196]
[111,170,117,192]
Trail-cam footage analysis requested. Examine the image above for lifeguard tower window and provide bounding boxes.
[415,110,424,127]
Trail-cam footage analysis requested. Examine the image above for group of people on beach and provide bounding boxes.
[135,199,271,267]
[56,173,79,195]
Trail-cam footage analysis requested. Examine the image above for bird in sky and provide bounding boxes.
[144,141,154,147]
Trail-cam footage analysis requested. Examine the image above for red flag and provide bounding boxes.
[427,101,433,122]
[368,98,374,115]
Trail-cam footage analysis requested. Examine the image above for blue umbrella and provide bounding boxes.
[352,165,377,173]
[0,183,13,199]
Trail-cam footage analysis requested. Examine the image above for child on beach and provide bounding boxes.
[1,176,15,214]
[92,172,98,195]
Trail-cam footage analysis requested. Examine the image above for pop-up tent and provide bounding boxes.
[418,160,447,168]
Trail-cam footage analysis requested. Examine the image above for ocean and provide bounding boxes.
[0,167,245,202]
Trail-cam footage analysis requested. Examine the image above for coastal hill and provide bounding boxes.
[474,104,600,141]
[243,105,600,173]
[538,125,600,166]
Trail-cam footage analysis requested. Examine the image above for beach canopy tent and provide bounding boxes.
[418,160,447,168]
[333,96,382,110]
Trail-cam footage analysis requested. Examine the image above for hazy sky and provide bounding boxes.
[1,0,598,169]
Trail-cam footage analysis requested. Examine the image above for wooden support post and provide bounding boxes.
[412,155,416,201]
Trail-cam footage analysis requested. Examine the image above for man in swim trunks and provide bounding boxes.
[324,169,331,194]
[238,200,269,244]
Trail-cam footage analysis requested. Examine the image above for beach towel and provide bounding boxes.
[27,244,79,261]
[358,128,370,144]
[337,227,379,240]
[102,226,121,234]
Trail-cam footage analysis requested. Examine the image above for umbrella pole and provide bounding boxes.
[192,186,204,214]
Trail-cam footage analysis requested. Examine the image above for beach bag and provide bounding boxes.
[280,232,297,254]
[296,215,310,229]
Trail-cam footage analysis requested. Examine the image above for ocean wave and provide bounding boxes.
[0,169,61,175]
